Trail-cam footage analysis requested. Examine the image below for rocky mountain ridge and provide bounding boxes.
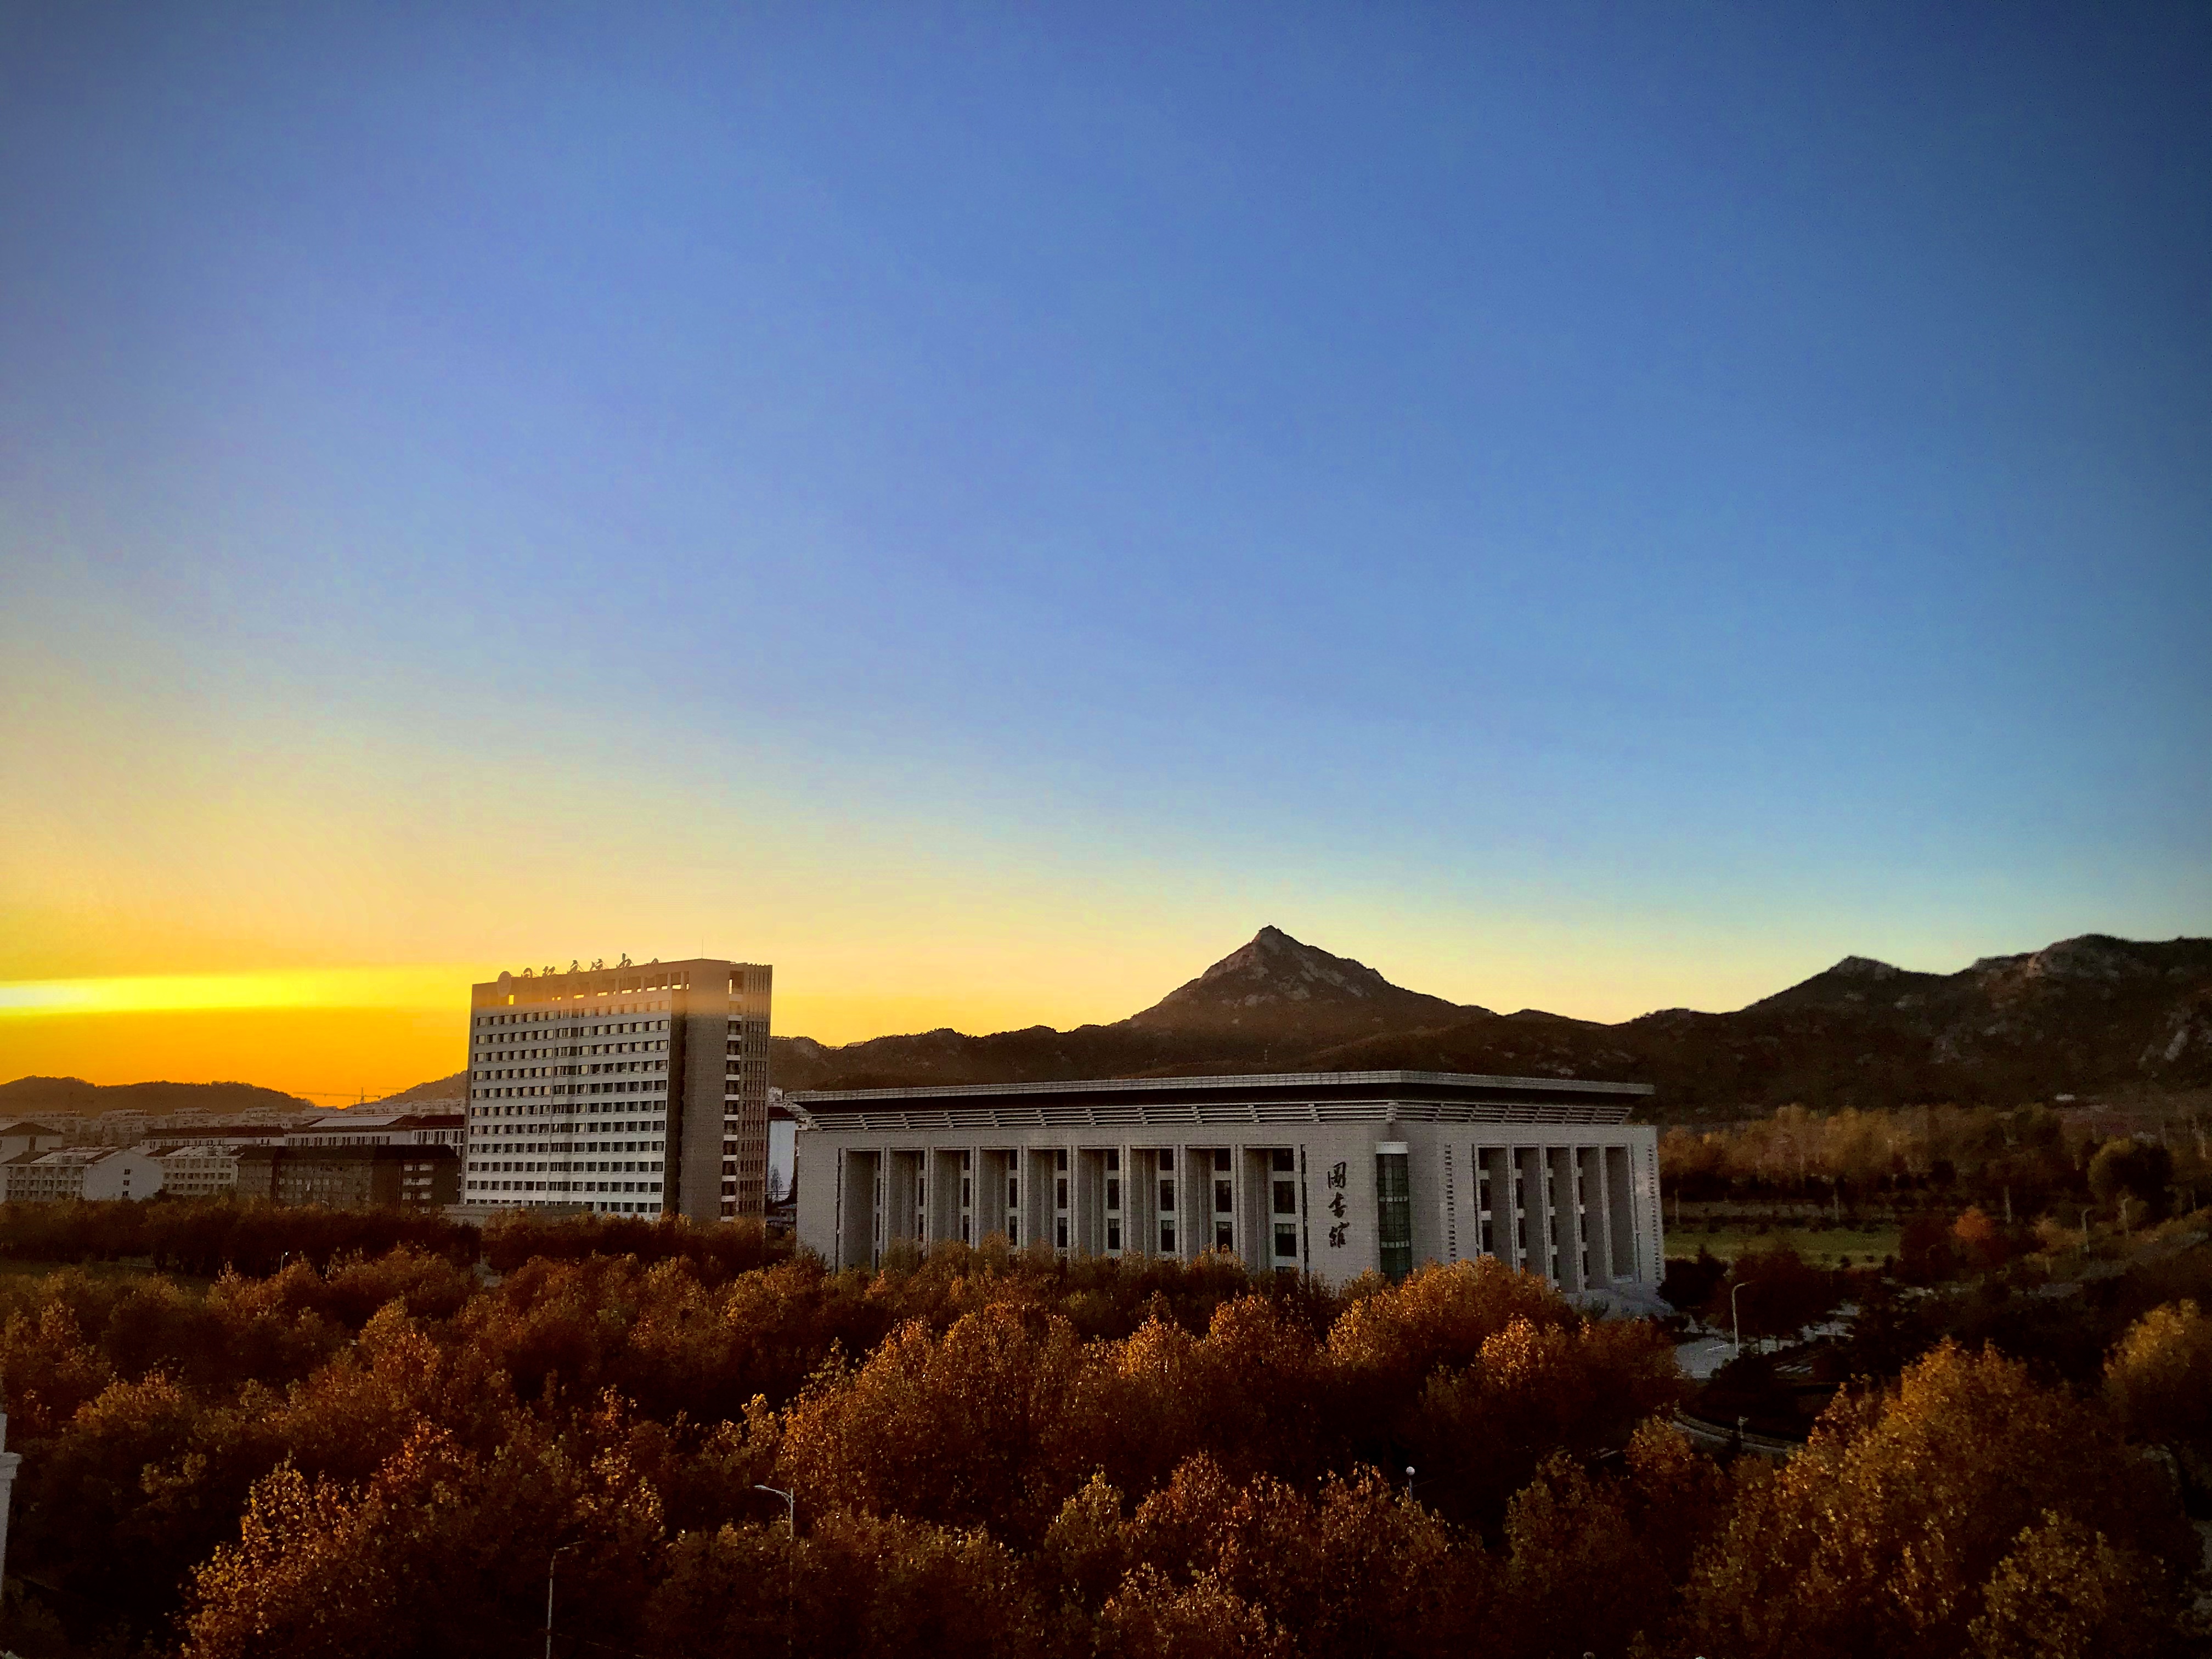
[768,928,2212,1118]
[20,930,2208,1124]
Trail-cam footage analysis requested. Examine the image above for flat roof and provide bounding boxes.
[789,1069,1651,1125]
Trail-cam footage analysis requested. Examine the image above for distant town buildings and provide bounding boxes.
[0,1107,464,1210]
[791,1070,1665,1298]
[461,957,772,1223]
[0,1122,66,1163]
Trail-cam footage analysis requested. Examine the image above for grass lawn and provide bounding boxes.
[1667,1224,1900,1269]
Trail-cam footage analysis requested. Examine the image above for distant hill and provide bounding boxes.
[768,927,1477,1092]
[766,927,2212,1118]
[0,1077,313,1119]
[366,1072,468,1109]
[59,928,2212,1125]
[1125,924,1476,1039]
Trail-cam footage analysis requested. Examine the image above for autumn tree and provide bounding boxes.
[1680,1341,2194,1659]
[1966,1511,2181,1659]
[2103,1298,2212,1489]
[2087,1137,2174,1224]
[1494,1419,1729,1658]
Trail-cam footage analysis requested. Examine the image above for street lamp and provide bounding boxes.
[754,1482,795,1533]
[545,1542,577,1659]
[755,1486,796,1659]
[1731,1281,1753,1357]
[2080,1207,2093,1257]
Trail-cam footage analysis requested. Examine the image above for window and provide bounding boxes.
[1056,1176,1068,1209]
[1106,1177,1120,1210]
[1274,1223,1299,1259]
[1271,1149,1294,1173]
[1157,1148,1173,1172]
[1107,1219,1121,1251]
[1214,1221,1233,1250]
[1376,1150,1412,1282]
[1214,1179,1233,1212]
[1007,1177,1018,1207]
[1160,1222,1176,1253]
[1056,1217,1068,1248]
[1273,1180,1296,1215]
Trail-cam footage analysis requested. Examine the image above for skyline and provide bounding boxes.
[4,4,2209,1097]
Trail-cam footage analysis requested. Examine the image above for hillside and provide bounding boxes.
[367,1072,469,1109]
[768,928,2212,1118]
[0,1077,314,1119]
[39,928,2210,1124]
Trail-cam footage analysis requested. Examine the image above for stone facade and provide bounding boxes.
[791,1071,1663,1295]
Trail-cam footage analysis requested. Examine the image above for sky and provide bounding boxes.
[2,3,2208,1101]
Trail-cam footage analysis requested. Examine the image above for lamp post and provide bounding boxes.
[544,1542,576,1659]
[2080,1206,2093,1257]
[1731,1281,1753,1357]
[755,1485,796,1659]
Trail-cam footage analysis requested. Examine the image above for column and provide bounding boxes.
[1581,1146,1613,1289]
[1606,1144,1641,1282]
[1516,1147,1549,1282]
[1548,1146,1583,1293]
[838,1149,878,1269]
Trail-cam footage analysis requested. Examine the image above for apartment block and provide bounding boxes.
[2,1147,165,1203]
[234,1143,459,1210]
[152,1145,239,1199]
[461,957,772,1224]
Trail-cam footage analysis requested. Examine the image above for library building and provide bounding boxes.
[789,1070,1663,1297]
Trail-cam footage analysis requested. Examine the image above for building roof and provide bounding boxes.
[788,1069,1651,1130]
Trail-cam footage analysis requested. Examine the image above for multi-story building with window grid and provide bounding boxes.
[791,1070,1662,1296]
[461,957,772,1223]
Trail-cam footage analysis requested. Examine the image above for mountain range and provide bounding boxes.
[768,926,2212,1119]
[10,927,2208,1122]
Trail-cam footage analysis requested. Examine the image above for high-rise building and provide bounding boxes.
[462,957,772,1223]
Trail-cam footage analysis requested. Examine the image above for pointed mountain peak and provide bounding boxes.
[1747,952,1940,1012]
[1120,927,1477,1034]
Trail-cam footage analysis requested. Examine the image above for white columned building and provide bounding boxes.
[790,1070,1664,1298]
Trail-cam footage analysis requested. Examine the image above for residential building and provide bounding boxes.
[0,1122,65,1163]
[461,957,772,1224]
[3,1147,165,1204]
[285,1111,465,1150]
[235,1143,459,1210]
[791,1070,1664,1298]
[139,1122,291,1155]
[152,1145,239,1199]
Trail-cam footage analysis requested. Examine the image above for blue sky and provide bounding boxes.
[2,3,2208,1081]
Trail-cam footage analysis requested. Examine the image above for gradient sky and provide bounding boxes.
[3,4,2208,1100]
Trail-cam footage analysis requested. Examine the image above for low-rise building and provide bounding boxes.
[792,1070,1664,1298]
[0,1122,66,1163]
[152,1145,239,1199]
[286,1111,466,1151]
[235,1143,460,1210]
[3,1147,165,1203]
